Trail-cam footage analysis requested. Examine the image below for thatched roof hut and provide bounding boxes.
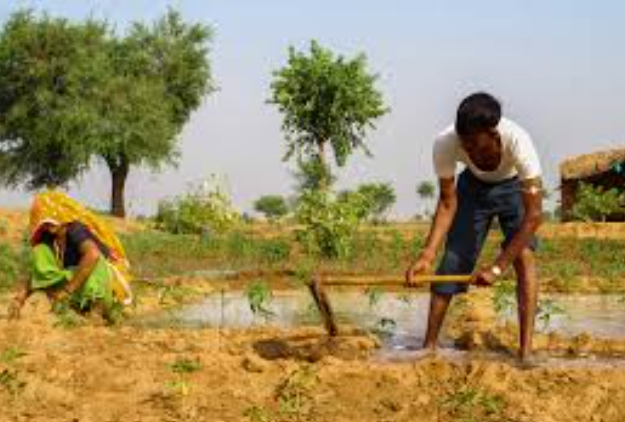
[560,147,625,221]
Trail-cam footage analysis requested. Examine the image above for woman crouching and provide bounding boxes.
[9,191,133,322]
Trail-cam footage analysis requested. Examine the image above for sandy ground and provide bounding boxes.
[2,290,625,422]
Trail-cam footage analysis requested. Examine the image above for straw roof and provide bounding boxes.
[560,147,625,180]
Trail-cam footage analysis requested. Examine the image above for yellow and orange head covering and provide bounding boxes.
[29,190,133,303]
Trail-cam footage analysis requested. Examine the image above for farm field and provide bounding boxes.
[1,209,625,422]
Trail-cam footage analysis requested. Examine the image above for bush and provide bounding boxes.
[156,180,240,235]
[570,182,625,222]
[295,190,368,259]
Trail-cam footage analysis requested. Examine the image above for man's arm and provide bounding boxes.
[406,177,457,284]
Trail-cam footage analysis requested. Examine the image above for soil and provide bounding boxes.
[2,290,625,422]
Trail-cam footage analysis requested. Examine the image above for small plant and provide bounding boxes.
[258,239,291,265]
[171,357,202,374]
[245,280,275,321]
[0,369,26,395]
[442,386,506,421]
[275,365,317,419]
[372,317,397,338]
[243,406,274,422]
[0,347,27,364]
[164,378,190,397]
[157,283,201,308]
[52,301,85,329]
[365,286,383,308]
[537,298,567,332]
[492,279,516,317]
[570,182,625,222]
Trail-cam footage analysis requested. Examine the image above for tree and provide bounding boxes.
[0,10,214,217]
[357,182,396,222]
[417,180,436,218]
[270,40,388,190]
[339,182,396,222]
[254,195,289,221]
[0,11,108,188]
[100,10,213,217]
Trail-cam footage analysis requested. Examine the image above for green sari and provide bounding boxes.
[31,244,114,310]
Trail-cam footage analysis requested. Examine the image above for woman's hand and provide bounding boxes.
[48,286,71,303]
[8,296,25,320]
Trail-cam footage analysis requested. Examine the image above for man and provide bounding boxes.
[405,92,543,361]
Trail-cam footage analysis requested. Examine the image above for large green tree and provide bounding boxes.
[0,11,107,188]
[270,40,388,190]
[98,10,213,217]
[0,10,213,217]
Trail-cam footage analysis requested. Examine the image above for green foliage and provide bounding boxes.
[254,195,289,221]
[294,189,368,259]
[275,365,317,419]
[570,182,625,222]
[170,357,202,374]
[365,286,383,308]
[258,239,291,265]
[492,279,516,317]
[0,11,107,188]
[270,40,388,185]
[356,182,396,222]
[52,300,85,329]
[0,347,26,364]
[292,158,336,194]
[442,387,506,421]
[155,179,240,235]
[0,369,26,395]
[417,180,436,199]
[0,9,213,215]
[0,242,21,292]
[245,280,275,320]
[244,406,274,422]
[537,298,567,332]
[339,182,396,222]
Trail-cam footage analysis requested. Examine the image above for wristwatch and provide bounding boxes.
[491,265,502,277]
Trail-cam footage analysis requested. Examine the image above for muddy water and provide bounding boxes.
[540,294,625,338]
[132,291,625,354]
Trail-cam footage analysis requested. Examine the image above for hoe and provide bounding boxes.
[307,274,472,336]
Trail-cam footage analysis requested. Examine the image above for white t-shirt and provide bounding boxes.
[433,117,542,183]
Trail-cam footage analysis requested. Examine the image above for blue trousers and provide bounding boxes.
[433,169,538,295]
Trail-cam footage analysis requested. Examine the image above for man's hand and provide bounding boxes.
[405,254,434,287]
[471,266,498,287]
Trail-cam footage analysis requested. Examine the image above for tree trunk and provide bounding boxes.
[107,157,129,218]
[316,140,329,191]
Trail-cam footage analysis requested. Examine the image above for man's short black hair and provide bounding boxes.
[455,92,502,137]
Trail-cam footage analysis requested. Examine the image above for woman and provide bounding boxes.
[9,191,133,321]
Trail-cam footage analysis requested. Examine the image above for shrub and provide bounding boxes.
[156,179,240,235]
[294,190,368,259]
[570,182,625,222]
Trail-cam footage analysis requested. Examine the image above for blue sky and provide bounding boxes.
[1,0,624,217]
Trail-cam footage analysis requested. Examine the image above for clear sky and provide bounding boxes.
[1,0,624,217]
